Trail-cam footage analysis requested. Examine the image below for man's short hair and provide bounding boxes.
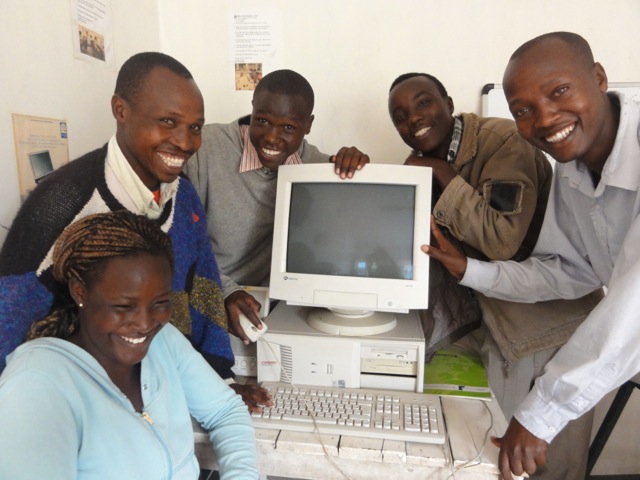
[509,32,594,70]
[114,52,193,104]
[389,73,449,98]
[254,69,315,113]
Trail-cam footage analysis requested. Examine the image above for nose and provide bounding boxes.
[408,108,423,126]
[172,125,200,153]
[263,125,281,146]
[132,308,159,334]
[533,99,560,130]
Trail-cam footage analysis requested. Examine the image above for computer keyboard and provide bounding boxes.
[251,382,446,444]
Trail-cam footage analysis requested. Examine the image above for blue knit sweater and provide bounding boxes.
[0,145,233,376]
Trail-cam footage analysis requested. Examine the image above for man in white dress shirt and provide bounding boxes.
[423,31,640,479]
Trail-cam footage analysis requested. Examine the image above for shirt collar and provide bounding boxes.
[447,116,464,164]
[598,92,640,192]
[562,93,640,196]
[239,124,302,173]
[106,135,178,219]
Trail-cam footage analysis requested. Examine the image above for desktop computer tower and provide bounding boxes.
[257,302,425,392]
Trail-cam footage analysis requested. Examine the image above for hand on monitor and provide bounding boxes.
[421,216,468,281]
[225,290,265,344]
[330,146,370,179]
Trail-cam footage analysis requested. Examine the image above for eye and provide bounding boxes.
[161,118,176,127]
[553,86,569,97]
[283,125,296,132]
[394,114,406,125]
[113,304,133,312]
[190,123,202,133]
[154,299,172,313]
[513,106,531,118]
[256,117,268,125]
[418,98,431,107]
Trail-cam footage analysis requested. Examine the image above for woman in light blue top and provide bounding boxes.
[0,211,258,479]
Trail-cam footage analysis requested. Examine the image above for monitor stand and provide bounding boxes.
[306,307,398,336]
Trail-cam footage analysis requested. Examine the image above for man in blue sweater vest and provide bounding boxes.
[0,52,264,407]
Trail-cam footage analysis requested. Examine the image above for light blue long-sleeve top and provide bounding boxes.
[0,323,258,479]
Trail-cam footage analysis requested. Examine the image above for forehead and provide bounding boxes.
[252,90,311,123]
[389,77,442,107]
[93,253,172,286]
[503,39,588,93]
[134,67,204,115]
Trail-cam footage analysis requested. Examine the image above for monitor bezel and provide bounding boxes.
[269,163,432,313]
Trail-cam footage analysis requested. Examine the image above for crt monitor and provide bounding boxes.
[269,163,432,336]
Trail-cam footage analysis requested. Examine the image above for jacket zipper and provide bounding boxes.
[141,410,154,425]
[139,410,174,478]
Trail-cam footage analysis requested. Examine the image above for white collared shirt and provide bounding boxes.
[461,92,640,442]
[105,135,178,219]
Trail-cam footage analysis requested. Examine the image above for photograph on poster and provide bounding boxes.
[235,63,263,90]
[78,25,105,61]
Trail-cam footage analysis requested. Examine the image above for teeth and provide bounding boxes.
[121,335,147,345]
[545,124,575,144]
[414,126,431,137]
[261,148,281,157]
[158,153,185,168]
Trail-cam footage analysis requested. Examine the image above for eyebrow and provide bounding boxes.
[164,109,205,124]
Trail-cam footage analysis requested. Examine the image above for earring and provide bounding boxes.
[78,303,83,308]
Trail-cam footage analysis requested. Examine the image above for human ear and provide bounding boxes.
[69,276,86,308]
[305,114,315,135]
[594,62,608,93]
[111,94,127,122]
[447,97,455,115]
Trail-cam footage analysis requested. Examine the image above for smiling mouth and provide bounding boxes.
[414,126,431,138]
[158,152,186,168]
[261,147,282,158]
[120,335,148,345]
[545,124,575,144]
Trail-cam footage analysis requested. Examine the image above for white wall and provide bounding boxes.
[0,0,162,243]
[158,0,640,166]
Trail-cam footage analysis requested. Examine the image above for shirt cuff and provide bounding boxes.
[514,390,571,444]
[460,258,499,291]
[224,377,237,385]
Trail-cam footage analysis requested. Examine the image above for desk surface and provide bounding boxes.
[194,393,508,479]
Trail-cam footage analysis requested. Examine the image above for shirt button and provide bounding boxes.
[547,426,556,433]
[436,211,444,219]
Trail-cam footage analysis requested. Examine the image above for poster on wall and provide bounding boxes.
[229,8,282,91]
[12,114,70,200]
[70,0,114,66]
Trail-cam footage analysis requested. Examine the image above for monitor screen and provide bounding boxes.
[270,163,432,336]
[286,182,415,280]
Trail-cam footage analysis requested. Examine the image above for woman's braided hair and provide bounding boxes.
[27,211,173,340]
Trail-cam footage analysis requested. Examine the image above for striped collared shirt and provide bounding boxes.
[239,124,303,173]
